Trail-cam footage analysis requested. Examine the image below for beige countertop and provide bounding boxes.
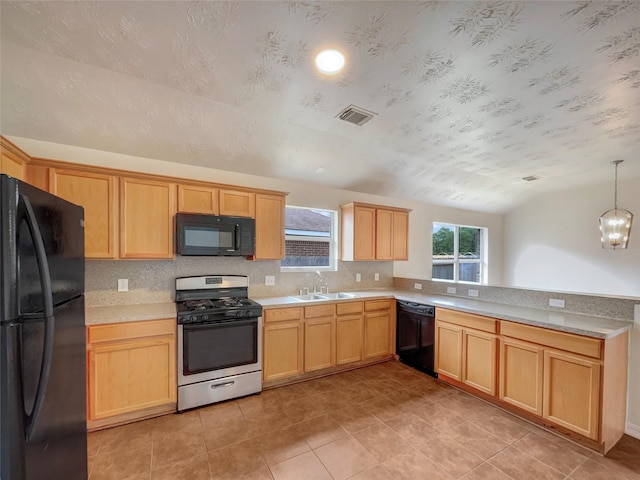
[84,289,632,339]
[256,289,632,339]
[85,302,176,325]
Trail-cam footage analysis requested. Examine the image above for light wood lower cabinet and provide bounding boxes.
[543,349,600,440]
[336,307,364,365]
[435,309,498,393]
[263,307,304,382]
[263,321,304,382]
[435,322,462,380]
[462,329,497,395]
[304,317,335,372]
[87,319,176,430]
[363,300,393,359]
[499,337,544,415]
[263,299,394,385]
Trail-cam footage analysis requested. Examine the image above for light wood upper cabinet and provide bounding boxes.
[219,189,255,217]
[50,169,118,258]
[120,177,176,259]
[254,193,285,260]
[87,319,176,425]
[543,350,600,440]
[177,184,218,214]
[499,337,544,415]
[0,137,29,180]
[341,202,410,261]
[392,210,409,260]
[376,209,394,260]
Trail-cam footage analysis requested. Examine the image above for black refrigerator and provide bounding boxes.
[0,174,87,480]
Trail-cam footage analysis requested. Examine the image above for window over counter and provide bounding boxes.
[432,223,486,284]
[281,206,338,272]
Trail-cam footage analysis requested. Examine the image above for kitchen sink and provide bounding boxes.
[288,294,328,302]
[318,292,358,300]
[287,292,358,302]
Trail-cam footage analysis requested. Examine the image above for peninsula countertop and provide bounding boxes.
[256,289,632,339]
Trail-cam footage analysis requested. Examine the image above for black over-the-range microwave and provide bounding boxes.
[176,213,256,256]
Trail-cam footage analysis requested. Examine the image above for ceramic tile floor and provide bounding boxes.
[87,361,640,480]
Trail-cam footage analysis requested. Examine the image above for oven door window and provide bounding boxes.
[183,319,257,375]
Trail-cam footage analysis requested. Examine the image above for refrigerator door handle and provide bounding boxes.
[20,193,56,440]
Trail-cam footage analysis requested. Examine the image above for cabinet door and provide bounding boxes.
[353,206,376,260]
[392,210,409,260]
[219,189,255,217]
[255,193,284,260]
[0,139,29,180]
[120,177,176,259]
[304,317,335,372]
[336,314,363,365]
[375,209,393,260]
[263,321,303,382]
[435,321,462,380]
[177,184,218,214]
[364,310,391,359]
[499,338,543,415]
[543,350,600,440]
[462,329,497,395]
[50,169,118,258]
[88,336,176,420]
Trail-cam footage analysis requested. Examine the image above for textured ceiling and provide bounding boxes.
[1,1,639,213]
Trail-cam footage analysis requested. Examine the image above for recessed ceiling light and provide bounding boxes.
[314,49,345,75]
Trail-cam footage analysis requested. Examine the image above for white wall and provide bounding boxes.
[502,179,640,436]
[503,179,640,297]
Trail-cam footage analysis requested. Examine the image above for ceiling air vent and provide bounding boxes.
[522,175,540,182]
[336,105,377,126]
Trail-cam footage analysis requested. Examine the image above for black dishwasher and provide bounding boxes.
[396,300,437,377]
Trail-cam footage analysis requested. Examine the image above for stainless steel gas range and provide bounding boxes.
[175,275,262,412]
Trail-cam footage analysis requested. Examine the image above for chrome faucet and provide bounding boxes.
[312,271,323,293]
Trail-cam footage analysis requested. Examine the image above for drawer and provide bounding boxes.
[437,309,497,334]
[337,301,364,315]
[264,307,303,323]
[500,321,602,359]
[305,304,335,319]
[364,299,392,312]
[88,318,175,344]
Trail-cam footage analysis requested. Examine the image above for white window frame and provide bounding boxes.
[432,223,487,284]
[280,206,338,273]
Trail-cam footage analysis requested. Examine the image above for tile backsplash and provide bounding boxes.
[85,258,393,306]
[394,278,638,321]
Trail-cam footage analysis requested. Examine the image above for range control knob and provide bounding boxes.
[235,311,243,318]
[190,315,198,322]
[203,315,209,321]
[245,310,253,317]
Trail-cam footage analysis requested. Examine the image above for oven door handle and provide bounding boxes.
[183,318,258,331]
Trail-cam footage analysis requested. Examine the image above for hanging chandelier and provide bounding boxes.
[599,160,633,249]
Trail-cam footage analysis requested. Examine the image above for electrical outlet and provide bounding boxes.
[447,286,457,294]
[117,279,128,292]
[414,283,422,290]
[549,298,565,308]
[265,275,275,286]
[356,273,361,282]
[468,289,479,297]
[374,273,379,281]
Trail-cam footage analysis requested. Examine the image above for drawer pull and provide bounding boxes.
[211,381,235,389]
